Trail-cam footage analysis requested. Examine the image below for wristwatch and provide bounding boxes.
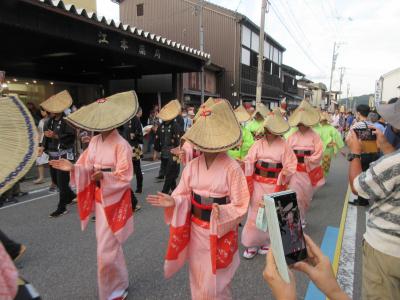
[347,153,361,161]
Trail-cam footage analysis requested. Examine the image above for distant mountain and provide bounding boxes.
[339,94,374,110]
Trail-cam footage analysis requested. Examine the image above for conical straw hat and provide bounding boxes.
[0,96,38,195]
[320,111,332,123]
[262,108,290,135]
[65,91,138,132]
[252,102,270,119]
[183,99,241,153]
[234,104,251,123]
[40,90,73,113]
[194,97,217,120]
[288,100,320,127]
[157,99,181,122]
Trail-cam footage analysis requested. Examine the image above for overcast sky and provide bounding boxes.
[97,0,400,97]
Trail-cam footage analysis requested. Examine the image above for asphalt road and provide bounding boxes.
[0,156,354,300]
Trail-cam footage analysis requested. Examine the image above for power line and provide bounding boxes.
[301,0,336,36]
[269,3,327,75]
[235,0,243,12]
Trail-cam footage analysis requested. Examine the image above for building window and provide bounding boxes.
[241,47,250,66]
[272,48,280,64]
[242,26,251,48]
[137,4,144,16]
[251,32,259,52]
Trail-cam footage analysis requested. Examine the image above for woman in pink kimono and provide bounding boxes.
[147,100,250,299]
[50,91,138,300]
[242,108,297,259]
[286,101,325,225]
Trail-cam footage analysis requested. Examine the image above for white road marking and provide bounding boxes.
[28,187,53,194]
[337,193,358,298]
[142,166,161,172]
[141,161,161,167]
[0,193,55,210]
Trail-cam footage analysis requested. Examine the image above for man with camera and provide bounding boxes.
[348,104,380,206]
[346,100,400,300]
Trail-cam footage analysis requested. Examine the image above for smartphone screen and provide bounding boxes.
[275,192,307,265]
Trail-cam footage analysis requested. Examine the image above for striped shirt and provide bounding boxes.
[354,149,400,258]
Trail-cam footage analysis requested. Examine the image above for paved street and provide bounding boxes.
[0,155,361,300]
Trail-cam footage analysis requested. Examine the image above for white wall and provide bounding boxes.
[382,68,400,102]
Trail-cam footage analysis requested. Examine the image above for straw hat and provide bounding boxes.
[320,111,332,123]
[65,91,138,132]
[252,102,270,119]
[40,90,73,113]
[234,104,251,123]
[288,100,320,127]
[194,97,217,120]
[262,108,290,135]
[183,99,241,153]
[157,99,181,122]
[0,96,38,195]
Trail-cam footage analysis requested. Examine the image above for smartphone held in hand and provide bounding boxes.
[256,190,307,283]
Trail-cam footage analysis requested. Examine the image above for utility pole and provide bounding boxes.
[328,42,341,110]
[256,0,268,103]
[346,83,350,111]
[199,0,205,104]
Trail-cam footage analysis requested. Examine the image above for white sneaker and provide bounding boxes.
[243,247,258,259]
[301,219,307,229]
[258,245,269,255]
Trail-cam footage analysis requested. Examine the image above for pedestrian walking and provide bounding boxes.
[39,90,76,217]
[122,107,144,194]
[147,99,250,299]
[34,109,50,184]
[286,100,324,225]
[154,100,184,194]
[241,108,297,259]
[50,91,138,300]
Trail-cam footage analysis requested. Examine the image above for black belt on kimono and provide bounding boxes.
[254,161,282,179]
[293,150,311,163]
[191,192,227,222]
[95,168,114,187]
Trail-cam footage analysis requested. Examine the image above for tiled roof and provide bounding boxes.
[35,0,211,60]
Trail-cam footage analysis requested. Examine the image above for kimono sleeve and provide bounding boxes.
[279,142,298,185]
[333,127,345,154]
[244,142,259,176]
[166,163,192,225]
[306,133,324,167]
[211,163,250,238]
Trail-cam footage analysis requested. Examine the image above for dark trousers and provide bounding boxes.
[162,158,180,194]
[358,153,379,202]
[158,157,168,178]
[133,159,143,191]
[49,164,76,210]
[131,189,138,210]
[0,230,21,259]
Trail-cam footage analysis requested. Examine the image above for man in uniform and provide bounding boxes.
[39,91,76,217]
[154,100,184,194]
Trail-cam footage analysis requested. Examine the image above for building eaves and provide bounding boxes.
[33,0,211,61]
[282,64,305,77]
[381,67,400,79]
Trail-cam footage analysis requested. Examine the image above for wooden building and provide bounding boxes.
[118,0,286,107]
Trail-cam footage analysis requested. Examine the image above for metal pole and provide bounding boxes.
[328,41,336,110]
[199,0,205,104]
[256,0,267,104]
[346,83,350,111]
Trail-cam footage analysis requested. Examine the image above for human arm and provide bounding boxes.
[346,130,362,195]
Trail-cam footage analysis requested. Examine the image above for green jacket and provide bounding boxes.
[228,126,254,160]
[313,123,344,156]
[245,119,263,137]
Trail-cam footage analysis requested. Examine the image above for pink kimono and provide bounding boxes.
[71,129,134,300]
[0,243,18,300]
[287,129,325,220]
[242,138,297,248]
[164,153,249,299]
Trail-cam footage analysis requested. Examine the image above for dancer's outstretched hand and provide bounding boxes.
[49,159,74,172]
[147,192,175,208]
